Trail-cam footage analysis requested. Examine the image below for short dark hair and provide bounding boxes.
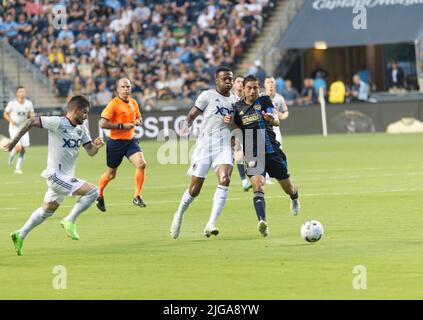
[243,75,259,86]
[16,86,25,92]
[215,66,232,77]
[68,95,90,111]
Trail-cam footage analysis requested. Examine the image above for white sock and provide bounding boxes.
[9,149,16,164]
[19,207,54,239]
[64,188,98,223]
[16,154,24,170]
[208,185,229,226]
[177,189,194,216]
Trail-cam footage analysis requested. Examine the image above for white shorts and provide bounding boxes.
[273,126,283,148]
[42,170,86,204]
[9,126,30,148]
[187,143,233,178]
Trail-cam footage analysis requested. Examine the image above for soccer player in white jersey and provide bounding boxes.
[3,86,35,174]
[232,75,252,192]
[171,67,237,239]
[264,77,289,146]
[3,96,105,256]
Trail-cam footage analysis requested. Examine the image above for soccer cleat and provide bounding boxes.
[10,230,23,256]
[257,220,269,237]
[170,212,183,239]
[133,195,147,207]
[290,198,300,216]
[60,220,79,240]
[14,168,23,174]
[242,179,252,191]
[203,224,219,238]
[96,196,106,212]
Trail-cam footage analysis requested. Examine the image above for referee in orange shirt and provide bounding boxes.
[96,78,147,211]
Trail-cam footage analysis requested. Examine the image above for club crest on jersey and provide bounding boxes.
[77,129,83,135]
[254,105,261,111]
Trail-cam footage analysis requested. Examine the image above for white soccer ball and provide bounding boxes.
[300,220,324,243]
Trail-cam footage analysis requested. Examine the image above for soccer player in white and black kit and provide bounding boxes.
[264,77,289,147]
[171,67,237,239]
[232,75,252,192]
[3,96,105,256]
[3,86,35,174]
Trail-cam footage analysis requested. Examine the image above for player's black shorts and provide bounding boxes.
[106,138,142,169]
[246,149,290,180]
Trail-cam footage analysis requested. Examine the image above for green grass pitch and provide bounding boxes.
[0,133,422,299]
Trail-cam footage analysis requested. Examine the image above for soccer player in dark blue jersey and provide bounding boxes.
[228,75,300,237]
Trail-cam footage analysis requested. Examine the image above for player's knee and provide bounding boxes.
[218,174,231,186]
[85,187,99,203]
[107,171,116,180]
[138,161,147,169]
[189,185,201,197]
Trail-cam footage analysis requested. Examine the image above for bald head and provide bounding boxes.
[117,78,132,100]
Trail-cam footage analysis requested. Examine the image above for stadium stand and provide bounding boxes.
[0,0,277,110]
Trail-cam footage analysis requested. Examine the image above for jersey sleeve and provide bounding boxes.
[278,95,288,112]
[134,99,142,120]
[100,100,115,121]
[40,116,61,132]
[28,101,35,114]
[194,90,209,111]
[81,122,92,145]
[259,95,275,114]
[4,101,12,113]
[233,107,242,128]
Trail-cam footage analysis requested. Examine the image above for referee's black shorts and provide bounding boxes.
[106,138,142,169]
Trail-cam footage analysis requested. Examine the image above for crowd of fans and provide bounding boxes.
[0,0,273,110]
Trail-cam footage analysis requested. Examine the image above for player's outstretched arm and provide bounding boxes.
[2,117,40,152]
[83,137,105,157]
[180,107,202,136]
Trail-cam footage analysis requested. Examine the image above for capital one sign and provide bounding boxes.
[313,0,423,11]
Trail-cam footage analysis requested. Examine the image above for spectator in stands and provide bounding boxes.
[328,76,347,104]
[387,60,406,90]
[94,81,113,106]
[298,78,317,105]
[248,60,266,86]
[275,76,285,94]
[6,0,272,107]
[350,74,370,102]
[311,63,329,81]
[313,72,327,97]
[281,79,299,107]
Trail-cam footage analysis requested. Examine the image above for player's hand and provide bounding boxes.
[224,114,233,124]
[123,123,135,130]
[262,111,276,124]
[232,137,241,152]
[93,137,105,148]
[179,120,191,137]
[2,142,14,152]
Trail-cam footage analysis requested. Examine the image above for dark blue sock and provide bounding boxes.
[237,162,246,180]
[253,192,266,221]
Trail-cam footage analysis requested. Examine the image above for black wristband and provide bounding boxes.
[117,123,123,130]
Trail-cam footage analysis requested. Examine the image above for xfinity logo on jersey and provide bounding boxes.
[62,138,82,148]
[214,106,234,116]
